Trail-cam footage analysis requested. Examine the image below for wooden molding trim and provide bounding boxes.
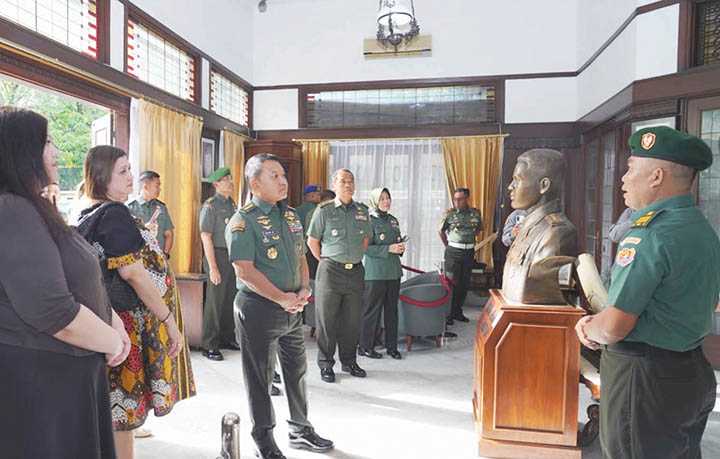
[0,18,251,136]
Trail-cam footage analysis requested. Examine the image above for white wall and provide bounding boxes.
[577,4,678,119]
[505,78,578,124]
[253,0,578,86]
[129,0,254,82]
[253,89,299,130]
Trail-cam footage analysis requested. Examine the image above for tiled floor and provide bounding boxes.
[137,296,720,459]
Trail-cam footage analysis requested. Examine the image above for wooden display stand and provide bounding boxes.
[473,289,584,458]
[175,272,207,348]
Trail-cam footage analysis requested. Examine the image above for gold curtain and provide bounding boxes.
[222,130,247,204]
[441,135,505,267]
[299,140,329,190]
[136,99,203,273]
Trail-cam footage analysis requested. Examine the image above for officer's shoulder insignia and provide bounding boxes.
[318,200,333,208]
[632,209,664,228]
[357,202,369,210]
[621,236,642,245]
[545,213,566,226]
[155,199,167,207]
[240,202,256,213]
[230,217,246,233]
[616,247,636,267]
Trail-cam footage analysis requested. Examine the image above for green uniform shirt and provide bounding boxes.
[307,198,372,264]
[225,197,306,293]
[363,210,403,280]
[608,194,720,352]
[295,201,317,232]
[439,207,483,244]
[199,193,236,249]
[127,197,174,251]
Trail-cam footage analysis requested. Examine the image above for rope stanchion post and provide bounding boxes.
[218,412,241,459]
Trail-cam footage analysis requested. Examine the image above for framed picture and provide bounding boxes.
[202,138,215,178]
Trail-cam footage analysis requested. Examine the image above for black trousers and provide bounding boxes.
[306,251,319,280]
[600,342,716,459]
[202,248,237,350]
[360,279,401,352]
[315,259,365,369]
[235,291,312,447]
[444,246,474,317]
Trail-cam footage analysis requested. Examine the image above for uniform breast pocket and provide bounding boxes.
[261,240,281,261]
[325,225,346,241]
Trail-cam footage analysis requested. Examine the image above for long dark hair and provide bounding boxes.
[0,107,69,241]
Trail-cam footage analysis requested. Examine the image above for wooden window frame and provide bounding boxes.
[209,64,253,129]
[298,78,505,131]
[679,0,720,70]
[0,0,110,64]
[123,5,201,103]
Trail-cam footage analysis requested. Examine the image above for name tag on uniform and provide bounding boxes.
[355,214,368,221]
[621,237,642,245]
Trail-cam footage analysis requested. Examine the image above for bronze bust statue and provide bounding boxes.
[502,149,577,304]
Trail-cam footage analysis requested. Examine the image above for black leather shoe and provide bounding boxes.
[320,368,335,383]
[341,362,366,377]
[202,349,224,361]
[273,371,281,384]
[255,444,286,459]
[271,384,281,396]
[446,317,454,326]
[223,341,241,351]
[387,349,402,360]
[453,314,470,322]
[443,331,458,338]
[289,427,334,452]
[358,347,383,359]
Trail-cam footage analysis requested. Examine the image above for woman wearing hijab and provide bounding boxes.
[358,188,405,360]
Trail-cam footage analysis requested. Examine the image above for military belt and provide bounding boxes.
[448,242,475,250]
[322,258,362,270]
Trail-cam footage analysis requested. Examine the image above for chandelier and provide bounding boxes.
[376,0,420,49]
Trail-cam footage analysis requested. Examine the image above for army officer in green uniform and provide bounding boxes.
[438,188,482,325]
[297,184,322,279]
[127,170,174,257]
[575,126,720,459]
[199,167,238,361]
[307,169,372,383]
[358,187,405,360]
[226,154,333,459]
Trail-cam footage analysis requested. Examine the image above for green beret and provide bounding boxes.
[628,126,712,171]
[203,167,231,183]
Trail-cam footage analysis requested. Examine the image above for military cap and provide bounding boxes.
[304,184,321,194]
[203,167,231,183]
[629,126,712,171]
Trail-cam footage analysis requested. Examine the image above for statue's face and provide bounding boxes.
[508,161,541,210]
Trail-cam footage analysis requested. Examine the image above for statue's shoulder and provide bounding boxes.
[545,212,575,229]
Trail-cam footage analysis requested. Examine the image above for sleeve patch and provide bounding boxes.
[615,247,636,267]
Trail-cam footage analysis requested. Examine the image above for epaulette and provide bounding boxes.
[204,196,216,205]
[632,209,664,228]
[545,213,566,227]
[240,202,257,213]
[229,215,246,233]
[318,200,333,208]
[155,199,166,207]
[357,202,369,210]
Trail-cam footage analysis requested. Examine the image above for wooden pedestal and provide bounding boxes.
[473,290,584,458]
[176,273,207,348]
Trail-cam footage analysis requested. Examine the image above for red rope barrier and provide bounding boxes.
[398,272,453,308]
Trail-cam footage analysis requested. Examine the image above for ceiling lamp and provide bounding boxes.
[376,0,420,49]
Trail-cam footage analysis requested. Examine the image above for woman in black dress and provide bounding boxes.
[0,108,130,459]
